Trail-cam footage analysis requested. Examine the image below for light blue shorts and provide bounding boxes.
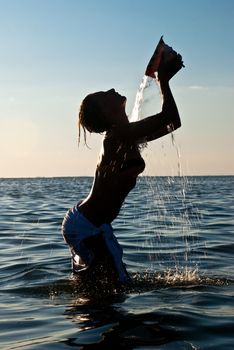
[61,204,130,283]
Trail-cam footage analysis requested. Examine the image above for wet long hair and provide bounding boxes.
[78,94,111,145]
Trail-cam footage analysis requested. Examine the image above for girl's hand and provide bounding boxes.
[158,54,184,82]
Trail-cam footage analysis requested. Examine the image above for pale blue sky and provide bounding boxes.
[0,0,233,177]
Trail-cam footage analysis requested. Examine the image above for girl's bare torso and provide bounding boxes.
[79,133,145,226]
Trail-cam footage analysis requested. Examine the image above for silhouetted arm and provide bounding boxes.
[125,80,181,143]
[111,54,183,143]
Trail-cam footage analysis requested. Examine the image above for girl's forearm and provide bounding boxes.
[159,80,181,127]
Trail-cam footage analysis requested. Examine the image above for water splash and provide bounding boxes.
[170,131,182,177]
[141,175,201,273]
[132,268,228,289]
[130,76,201,274]
[3,269,229,301]
[130,75,153,122]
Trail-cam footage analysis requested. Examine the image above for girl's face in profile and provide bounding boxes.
[93,89,128,125]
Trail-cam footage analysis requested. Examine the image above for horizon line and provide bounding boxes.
[1,174,233,180]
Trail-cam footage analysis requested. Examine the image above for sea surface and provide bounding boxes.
[0,176,233,349]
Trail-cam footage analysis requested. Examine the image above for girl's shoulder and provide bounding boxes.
[104,125,131,144]
[103,131,126,158]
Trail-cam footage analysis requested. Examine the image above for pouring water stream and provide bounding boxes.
[129,71,201,284]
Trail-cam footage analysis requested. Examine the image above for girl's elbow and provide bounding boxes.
[169,119,181,132]
[172,113,181,130]
[174,120,181,130]
[176,119,181,129]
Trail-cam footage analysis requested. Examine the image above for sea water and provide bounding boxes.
[1,81,233,349]
[0,176,233,349]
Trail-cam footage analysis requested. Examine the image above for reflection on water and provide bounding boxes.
[64,295,179,349]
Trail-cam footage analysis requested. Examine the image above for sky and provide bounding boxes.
[0,0,233,177]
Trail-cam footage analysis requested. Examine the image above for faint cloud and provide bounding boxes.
[189,85,208,90]
[188,85,234,92]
